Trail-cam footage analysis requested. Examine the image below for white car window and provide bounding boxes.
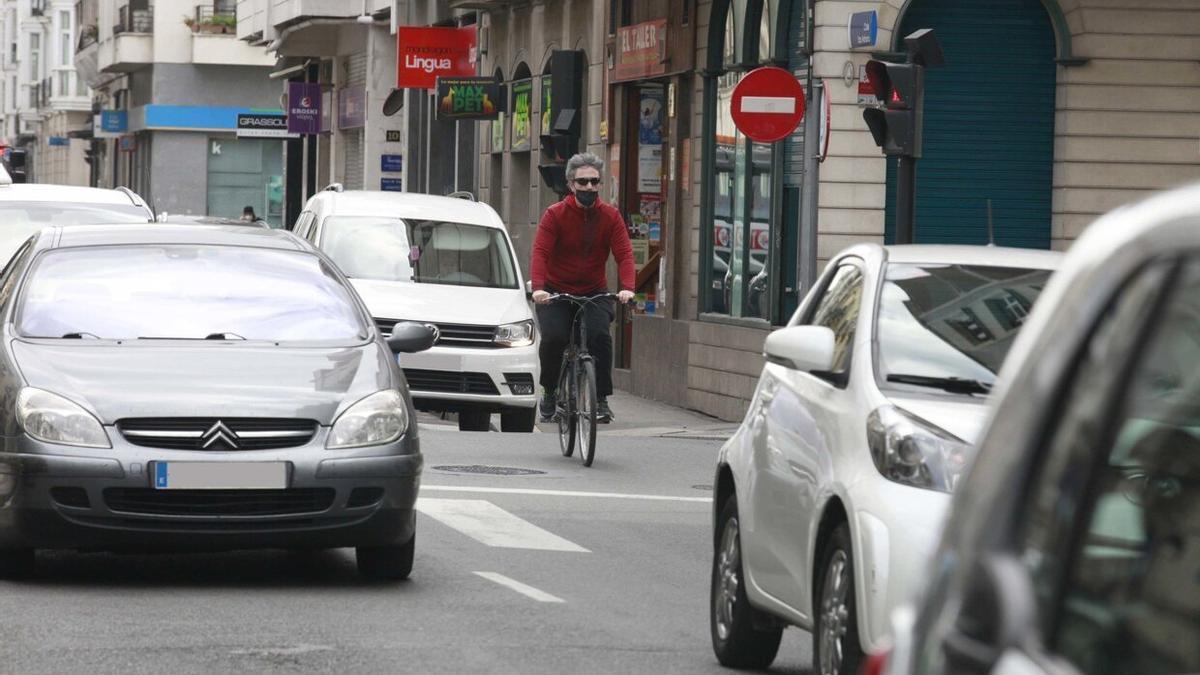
[806,263,863,377]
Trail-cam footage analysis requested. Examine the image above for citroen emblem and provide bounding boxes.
[201,420,239,449]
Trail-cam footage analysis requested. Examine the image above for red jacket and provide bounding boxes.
[530,194,636,294]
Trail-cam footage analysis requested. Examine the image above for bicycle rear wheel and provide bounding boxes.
[557,356,576,457]
[577,360,598,467]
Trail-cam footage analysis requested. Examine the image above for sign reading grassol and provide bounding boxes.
[237,113,298,138]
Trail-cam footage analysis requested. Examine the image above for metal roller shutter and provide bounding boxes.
[342,54,367,190]
[885,0,1055,248]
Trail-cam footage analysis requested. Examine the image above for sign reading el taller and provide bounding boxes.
[397,27,477,90]
[613,19,668,82]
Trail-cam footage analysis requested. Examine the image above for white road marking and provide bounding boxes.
[421,485,711,503]
[740,96,796,114]
[418,423,541,434]
[474,571,564,603]
[416,498,589,552]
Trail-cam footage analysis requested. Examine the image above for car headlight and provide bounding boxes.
[327,390,409,449]
[16,387,110,448]
[494,320,534,347]
[866,405,971,493]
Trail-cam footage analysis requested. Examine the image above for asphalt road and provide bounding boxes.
[0,424,814,674]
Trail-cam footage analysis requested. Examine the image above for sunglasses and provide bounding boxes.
[572,178,602,187]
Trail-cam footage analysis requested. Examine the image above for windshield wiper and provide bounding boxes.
[204,332,246,340]
[61,332,102,339]
[886,374,993,395]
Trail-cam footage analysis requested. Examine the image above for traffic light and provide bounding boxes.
[862,60,924,157]
[538,49,584,197]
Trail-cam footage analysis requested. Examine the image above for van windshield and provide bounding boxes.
[320,216,518,289]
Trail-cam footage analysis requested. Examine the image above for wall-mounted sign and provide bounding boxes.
[386,129,402,143]
[435,77,503,119]
[510,79,532,152]
[396,26,477,90]
[287,82,322,134]
[848,10,878,48]
[381,154,403,173]
[236,113,297,138]
[491,112,505,153]
[613,18,667,83]
[47,136,70,146]
[381,177,403,191]
[94,110,127,138]
[119,135,136,152]
[338,85,366,129]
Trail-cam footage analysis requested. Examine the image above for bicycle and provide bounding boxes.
[545,292,618,467]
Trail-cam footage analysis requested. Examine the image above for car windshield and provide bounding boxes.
[320,216,518,289]
[876,262,1054,394]
[0,202,151,264]
[16,245,367,342]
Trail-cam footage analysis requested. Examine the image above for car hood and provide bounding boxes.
[11,340,394,425]
[350,278,531,326]
[886,392,991,444]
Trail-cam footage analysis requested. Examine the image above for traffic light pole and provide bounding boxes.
[896,155,917,244]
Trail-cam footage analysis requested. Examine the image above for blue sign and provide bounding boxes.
[381,178,403,192]
[100,110,127,133]
[48,136,70,146]
[381,154,403,173]
[848,10,878,48]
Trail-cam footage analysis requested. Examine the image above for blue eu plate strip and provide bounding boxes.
[155,462,169,489]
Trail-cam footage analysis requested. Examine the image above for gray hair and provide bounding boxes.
[565,152,604,181]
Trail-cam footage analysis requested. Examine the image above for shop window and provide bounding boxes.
[702,0,782,323]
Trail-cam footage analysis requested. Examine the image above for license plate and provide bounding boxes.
[152,461,288,490]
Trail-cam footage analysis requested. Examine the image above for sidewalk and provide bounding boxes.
[417,390,741,441]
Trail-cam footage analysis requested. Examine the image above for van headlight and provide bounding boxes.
[327,390,409,449]
[16,388,110,448]
[494,320,534,347]
[866,405,971,493]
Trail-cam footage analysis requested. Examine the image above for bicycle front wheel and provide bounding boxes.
[577,359,598,467]
[557,357,576,457]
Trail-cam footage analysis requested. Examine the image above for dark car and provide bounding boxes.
[0,224,436,580]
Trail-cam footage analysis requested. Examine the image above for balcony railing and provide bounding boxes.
[114,5,154,35]
[191,2,236,33]
[31,0,46,17]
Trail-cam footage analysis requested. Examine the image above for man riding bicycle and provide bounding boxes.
[531,152,635,423]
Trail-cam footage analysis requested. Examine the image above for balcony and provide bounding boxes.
[188,2,236,35]
[100,4,153,72]
[31,0,47,17]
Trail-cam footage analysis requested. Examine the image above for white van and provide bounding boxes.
[294,187,538,432]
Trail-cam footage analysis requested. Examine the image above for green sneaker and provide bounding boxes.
[539,389,556,421]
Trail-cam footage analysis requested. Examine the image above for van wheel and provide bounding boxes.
[458,411,491,432]
[814,523,863,675]
[500,408,536,432]
[711,494,782,668]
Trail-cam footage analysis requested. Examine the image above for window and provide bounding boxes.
[806,263,863,377]
[59,10,70,67]
[29,32,40,81]
[1049,259,1200,675]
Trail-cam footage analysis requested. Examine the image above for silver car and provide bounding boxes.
[0,224,435,580]
[877,183,1200,675]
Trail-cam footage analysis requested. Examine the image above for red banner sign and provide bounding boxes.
[613,19,667,83]
[397,26,477,90]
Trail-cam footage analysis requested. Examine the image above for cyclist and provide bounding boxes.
[531,152,635,423]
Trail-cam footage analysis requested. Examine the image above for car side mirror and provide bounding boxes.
[525,280,533,299]
[942,555,1036,675]
[763,325,836,372]
[386,321,439,354]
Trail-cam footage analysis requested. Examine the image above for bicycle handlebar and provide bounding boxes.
[545,292,627,305]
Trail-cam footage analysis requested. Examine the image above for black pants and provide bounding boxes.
[536,294,615,398]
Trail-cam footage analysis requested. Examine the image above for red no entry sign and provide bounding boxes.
[731,66,806,143]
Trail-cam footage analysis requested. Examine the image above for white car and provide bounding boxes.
[293,186,538,432]
[875,185,1200,675]
[709,243,1062,674]
[0,165,154,263]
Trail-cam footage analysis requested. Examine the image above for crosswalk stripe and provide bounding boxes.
[416,498,589,552]
[474,572,564,603]
[421,485,711,503]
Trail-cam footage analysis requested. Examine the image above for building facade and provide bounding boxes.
[74,0,279,222]
[0,0,91,184]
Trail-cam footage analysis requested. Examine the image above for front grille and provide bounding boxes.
[403,368,499,395]
[376,318,499,348]
[103,488,335,517]
[117,418,317,451]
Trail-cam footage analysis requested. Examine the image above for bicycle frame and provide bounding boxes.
[547,292,617,466]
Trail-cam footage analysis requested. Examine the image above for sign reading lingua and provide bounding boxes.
[436,77,504,120]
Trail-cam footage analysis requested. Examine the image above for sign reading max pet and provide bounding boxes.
[435,77,504,120]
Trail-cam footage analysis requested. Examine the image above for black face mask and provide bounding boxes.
[575,191,598,208]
